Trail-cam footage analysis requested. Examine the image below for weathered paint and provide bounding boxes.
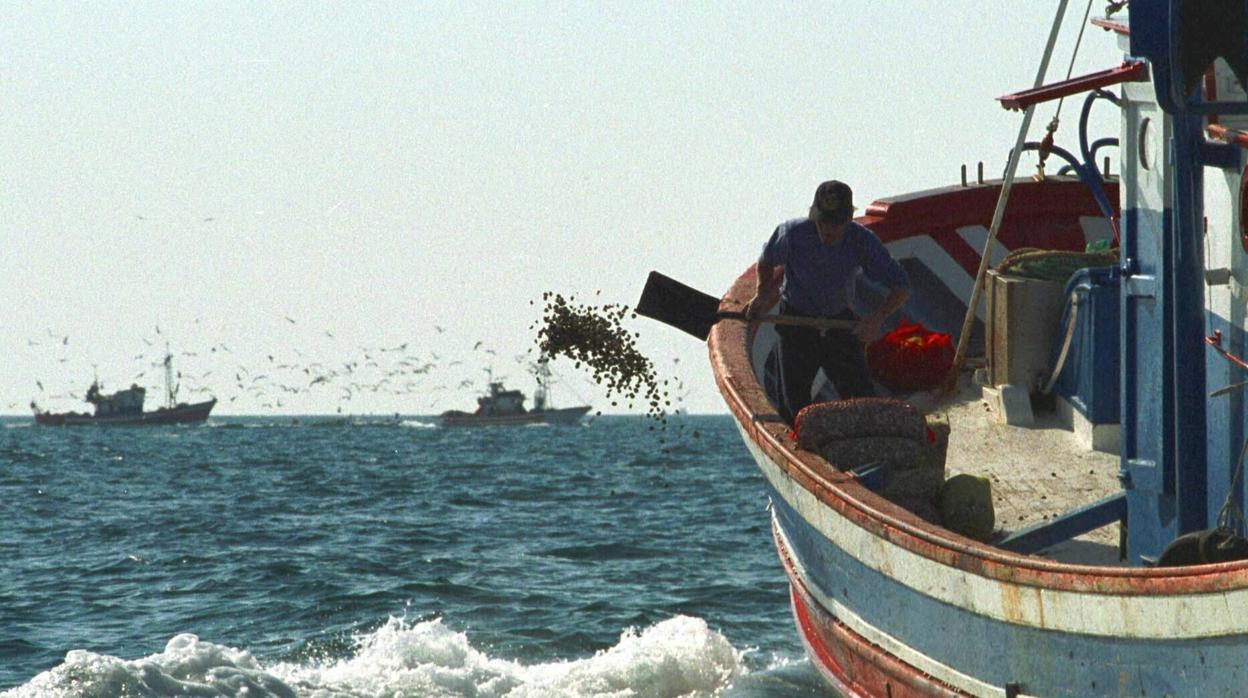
[765,468,1248,695]
[753,425,1248,639]
[782,526,997,698]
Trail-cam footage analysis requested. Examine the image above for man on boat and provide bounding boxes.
[745,179,910,424]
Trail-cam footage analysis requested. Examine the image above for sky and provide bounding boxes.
[1,2,1124,416]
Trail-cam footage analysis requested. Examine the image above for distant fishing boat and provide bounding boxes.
[439,360,590,427]
[641,5,1248,695]
[32,352,215,426]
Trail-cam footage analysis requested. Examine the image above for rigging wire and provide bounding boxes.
[1055,0,1096,119]
[1038,0,1097,176]
[1217,435,1248,535]
[947,0,1071,385]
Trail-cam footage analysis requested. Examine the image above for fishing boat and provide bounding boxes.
[32,352,215,426]
[643,4,1248,695]
[438,360,590,427]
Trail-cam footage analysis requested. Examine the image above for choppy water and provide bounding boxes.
[0,415,830,697]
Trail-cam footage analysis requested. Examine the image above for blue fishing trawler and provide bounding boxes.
[648,2,1248,695]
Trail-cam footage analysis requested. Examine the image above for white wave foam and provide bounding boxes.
[8,634,287,698]
[6,615,744,698]
[400,419,436,428]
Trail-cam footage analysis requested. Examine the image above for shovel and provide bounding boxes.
[634,271,856,341]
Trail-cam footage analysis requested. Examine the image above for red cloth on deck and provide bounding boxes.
[866,320,953,391]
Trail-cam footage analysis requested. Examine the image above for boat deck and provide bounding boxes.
[913,376,1124,566]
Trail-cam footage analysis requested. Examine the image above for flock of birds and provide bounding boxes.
[16,318,604,415]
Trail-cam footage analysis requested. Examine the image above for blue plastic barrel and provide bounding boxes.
[1051,266,1120,424]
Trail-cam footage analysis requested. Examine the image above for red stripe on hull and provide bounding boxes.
[928,229,984,279]
[861,178,1114,249]
[776,526,970,698]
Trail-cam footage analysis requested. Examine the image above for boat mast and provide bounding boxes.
[163,345,175,409]
[533,357,551,411]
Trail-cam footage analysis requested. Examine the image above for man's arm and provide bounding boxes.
[855,285,910,343]
[854,227,911,342]
[745,261,783,319]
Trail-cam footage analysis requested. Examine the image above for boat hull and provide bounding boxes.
[34,399,216,426]
[708,178,1248,696]
[756,440,1248,697]
[438,406,590,428]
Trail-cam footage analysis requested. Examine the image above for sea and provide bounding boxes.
[0,414,833,697]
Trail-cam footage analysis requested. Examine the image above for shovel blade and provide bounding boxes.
[635,271,723,341]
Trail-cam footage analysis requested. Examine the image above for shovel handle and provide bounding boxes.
[717,311,857,331]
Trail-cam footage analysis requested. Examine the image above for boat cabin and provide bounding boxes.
[475,382,527,416]
[85,381,146,417]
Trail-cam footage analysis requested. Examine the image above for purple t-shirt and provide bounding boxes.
[759,218,909,316]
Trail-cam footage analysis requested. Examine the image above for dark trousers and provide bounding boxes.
[775,305,875,425]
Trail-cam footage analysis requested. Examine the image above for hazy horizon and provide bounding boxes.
[3,2,1121,417]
